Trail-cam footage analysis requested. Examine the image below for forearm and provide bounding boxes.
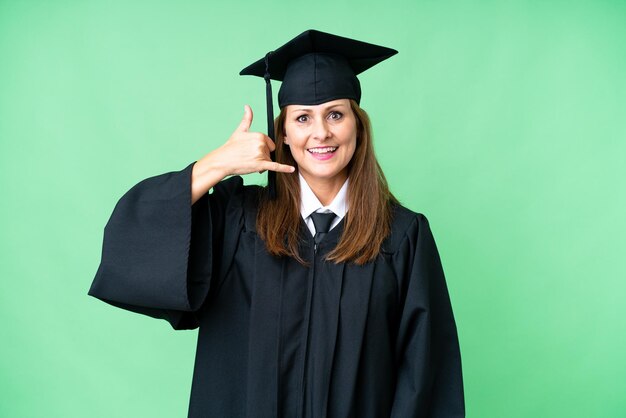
[191,152,228,205]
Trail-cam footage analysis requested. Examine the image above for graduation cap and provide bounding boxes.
[240,29,398,198]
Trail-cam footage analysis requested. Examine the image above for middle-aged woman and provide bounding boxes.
[89,29,465,418]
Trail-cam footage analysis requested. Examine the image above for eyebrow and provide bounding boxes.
[292,104,347,112]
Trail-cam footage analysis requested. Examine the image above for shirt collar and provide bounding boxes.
[299,173,349,220]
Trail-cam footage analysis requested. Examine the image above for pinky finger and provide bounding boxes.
[262,161,296,173]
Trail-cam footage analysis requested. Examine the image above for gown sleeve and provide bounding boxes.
[390,213,465,418]
[87,162,241,330]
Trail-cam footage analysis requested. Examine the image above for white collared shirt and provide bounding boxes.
[299,174,349,236]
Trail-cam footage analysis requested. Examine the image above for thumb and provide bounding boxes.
[237,104,253,132]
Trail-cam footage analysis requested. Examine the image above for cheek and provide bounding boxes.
[346,136,358,162]
[346,142,357,161]
[340,120,357,143]
[284,129,306,148]
[343,128,358,154]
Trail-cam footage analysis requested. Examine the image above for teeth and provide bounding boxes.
[308,147,337,154]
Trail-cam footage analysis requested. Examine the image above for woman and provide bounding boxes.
[89,30,465,418]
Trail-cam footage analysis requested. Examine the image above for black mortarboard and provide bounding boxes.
[240,29,398,198]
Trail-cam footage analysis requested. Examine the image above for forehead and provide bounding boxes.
[285,99,350,113]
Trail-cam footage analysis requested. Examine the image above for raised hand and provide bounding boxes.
[218,105,295,176]
[191,105,295,204]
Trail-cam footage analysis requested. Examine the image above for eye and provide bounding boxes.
[328,111,343,120]
[296,114,309,123]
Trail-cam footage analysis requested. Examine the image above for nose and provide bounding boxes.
[311,117,331,141]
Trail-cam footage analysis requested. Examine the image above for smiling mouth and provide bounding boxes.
[307,146,338,154]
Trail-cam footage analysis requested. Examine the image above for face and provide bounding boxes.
[283,99,357,188]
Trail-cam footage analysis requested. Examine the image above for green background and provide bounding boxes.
[1,0,624,417]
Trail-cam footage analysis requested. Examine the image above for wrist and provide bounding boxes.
[191,151,229,204]
[195,151,228,181]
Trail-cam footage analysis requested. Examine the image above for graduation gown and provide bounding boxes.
[88,162,465,418]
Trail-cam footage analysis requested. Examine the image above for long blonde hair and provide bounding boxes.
[257,99,397,265]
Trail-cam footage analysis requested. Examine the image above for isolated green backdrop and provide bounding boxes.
[1,1,624,417]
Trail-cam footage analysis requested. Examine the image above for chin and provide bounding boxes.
[302,166,348,182]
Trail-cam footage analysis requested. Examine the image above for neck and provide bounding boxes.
[301,172,347,206]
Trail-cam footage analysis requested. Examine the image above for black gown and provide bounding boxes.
[88,162,465,418]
